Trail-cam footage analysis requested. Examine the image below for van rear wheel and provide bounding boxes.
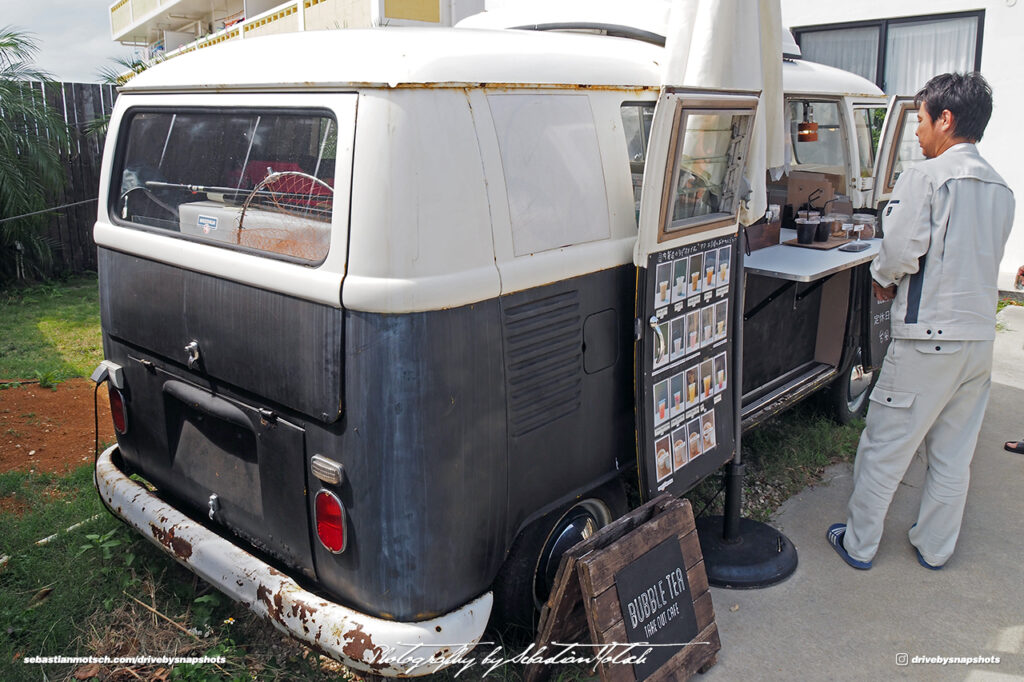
[491,481,627,630]
[827,346,876,424]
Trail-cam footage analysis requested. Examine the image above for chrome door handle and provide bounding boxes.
[649,316,666,359]
[184,340,200,370]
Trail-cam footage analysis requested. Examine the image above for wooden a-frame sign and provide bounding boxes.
[525,495,720,682]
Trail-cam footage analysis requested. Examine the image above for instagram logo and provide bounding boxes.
[896,653,909,666]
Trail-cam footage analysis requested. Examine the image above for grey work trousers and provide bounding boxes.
[844,337,993,566]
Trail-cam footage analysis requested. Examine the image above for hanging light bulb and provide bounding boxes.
[797,102,818,142]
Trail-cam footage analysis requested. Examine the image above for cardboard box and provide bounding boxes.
[746,219,781,252]
[787,171,834,211]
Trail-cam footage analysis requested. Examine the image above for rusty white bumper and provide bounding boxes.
[95,445,492,677]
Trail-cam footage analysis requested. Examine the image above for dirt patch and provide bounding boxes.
[0,494,29,516]
[0,379,115,474]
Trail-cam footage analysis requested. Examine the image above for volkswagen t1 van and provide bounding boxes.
[93,19,908,677]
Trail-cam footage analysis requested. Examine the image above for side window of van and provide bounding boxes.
[112,109,337,264]
[853,106,886,179]
[665,110,752,231]
[789,100,845,171]
[887,109,925,189]
[621,103,655,220]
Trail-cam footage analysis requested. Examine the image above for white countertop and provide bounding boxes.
[744,228,881,282]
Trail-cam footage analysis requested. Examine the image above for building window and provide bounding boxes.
[793,11,984,94]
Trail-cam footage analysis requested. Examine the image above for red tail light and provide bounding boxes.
[109,387,128,434]
[315,490,347,553]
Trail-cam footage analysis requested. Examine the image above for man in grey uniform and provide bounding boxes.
[828,72,1015,570]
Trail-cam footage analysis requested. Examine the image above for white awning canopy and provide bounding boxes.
[662,0,785,225]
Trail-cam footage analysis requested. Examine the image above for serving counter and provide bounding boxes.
[739,228,883,428]
[744,229,881,282]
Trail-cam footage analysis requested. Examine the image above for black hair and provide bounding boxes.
[914,72,993,142]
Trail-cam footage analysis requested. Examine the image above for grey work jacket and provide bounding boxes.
[872,143,1015,341]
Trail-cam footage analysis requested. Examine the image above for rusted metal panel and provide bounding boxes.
[95,445,492,677]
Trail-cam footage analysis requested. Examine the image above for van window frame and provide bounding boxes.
[658,103,753,242]
[107,105,340,268]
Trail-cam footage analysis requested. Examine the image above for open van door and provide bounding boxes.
[872,96,921,208]
[862,96,918,372]
[633,90,758,500]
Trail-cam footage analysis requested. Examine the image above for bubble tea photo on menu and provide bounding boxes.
[714,352,727,393]
[701,411,717,451]
[655,434,672,481]
[700,358,713,399]
[685,366,699,407]
[655,262,672,307]
[704,248,718,289]
[718,245,731,285]
[686,311,699,352]
[701,306,713,347]
[715,299,728,340]
[687,418,703,461]
[688,253,703,295]
[672,425,688,470]
[670,372,686,417]
[673,258,688,302]
[653,379,669,425]
[670,317,685,361]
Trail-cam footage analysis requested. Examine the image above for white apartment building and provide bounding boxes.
[109,0,484,59]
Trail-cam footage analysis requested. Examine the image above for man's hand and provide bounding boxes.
[872,280,896,302]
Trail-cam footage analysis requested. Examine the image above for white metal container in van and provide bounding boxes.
[93,21,908,678]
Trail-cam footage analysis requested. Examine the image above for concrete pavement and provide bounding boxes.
[702,305,1024,680]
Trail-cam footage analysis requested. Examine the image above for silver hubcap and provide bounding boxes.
[534,499,611,607]
[847,351,874,413]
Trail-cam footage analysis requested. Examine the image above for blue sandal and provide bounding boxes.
[909,524,943,570]
[827,523,872,570]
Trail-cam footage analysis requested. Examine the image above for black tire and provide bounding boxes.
[490,479,628,630]
[827,345,877,424]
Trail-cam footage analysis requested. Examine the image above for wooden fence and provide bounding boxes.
[4,81,119,277]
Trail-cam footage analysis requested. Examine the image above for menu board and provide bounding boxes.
[640,235,736,498]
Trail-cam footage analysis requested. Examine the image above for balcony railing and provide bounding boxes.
[119,0,373,62]
[109,0,182,43]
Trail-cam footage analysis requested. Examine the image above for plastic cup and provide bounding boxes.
[795,218,815,244]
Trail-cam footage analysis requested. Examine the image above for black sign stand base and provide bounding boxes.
[695,462,798,588]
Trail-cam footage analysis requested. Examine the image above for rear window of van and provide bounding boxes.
[111,109,337,263]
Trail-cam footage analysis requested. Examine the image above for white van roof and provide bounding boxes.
[121,28,663,92]
[783,59,883,98]
[455,6,883,99]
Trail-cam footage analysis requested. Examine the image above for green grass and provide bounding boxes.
[0,464,352,682]
[0,275,103,382]
[686,400,864,523]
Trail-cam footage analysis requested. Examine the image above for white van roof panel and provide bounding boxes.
[782,59,884,98]
[122,28,663,92]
